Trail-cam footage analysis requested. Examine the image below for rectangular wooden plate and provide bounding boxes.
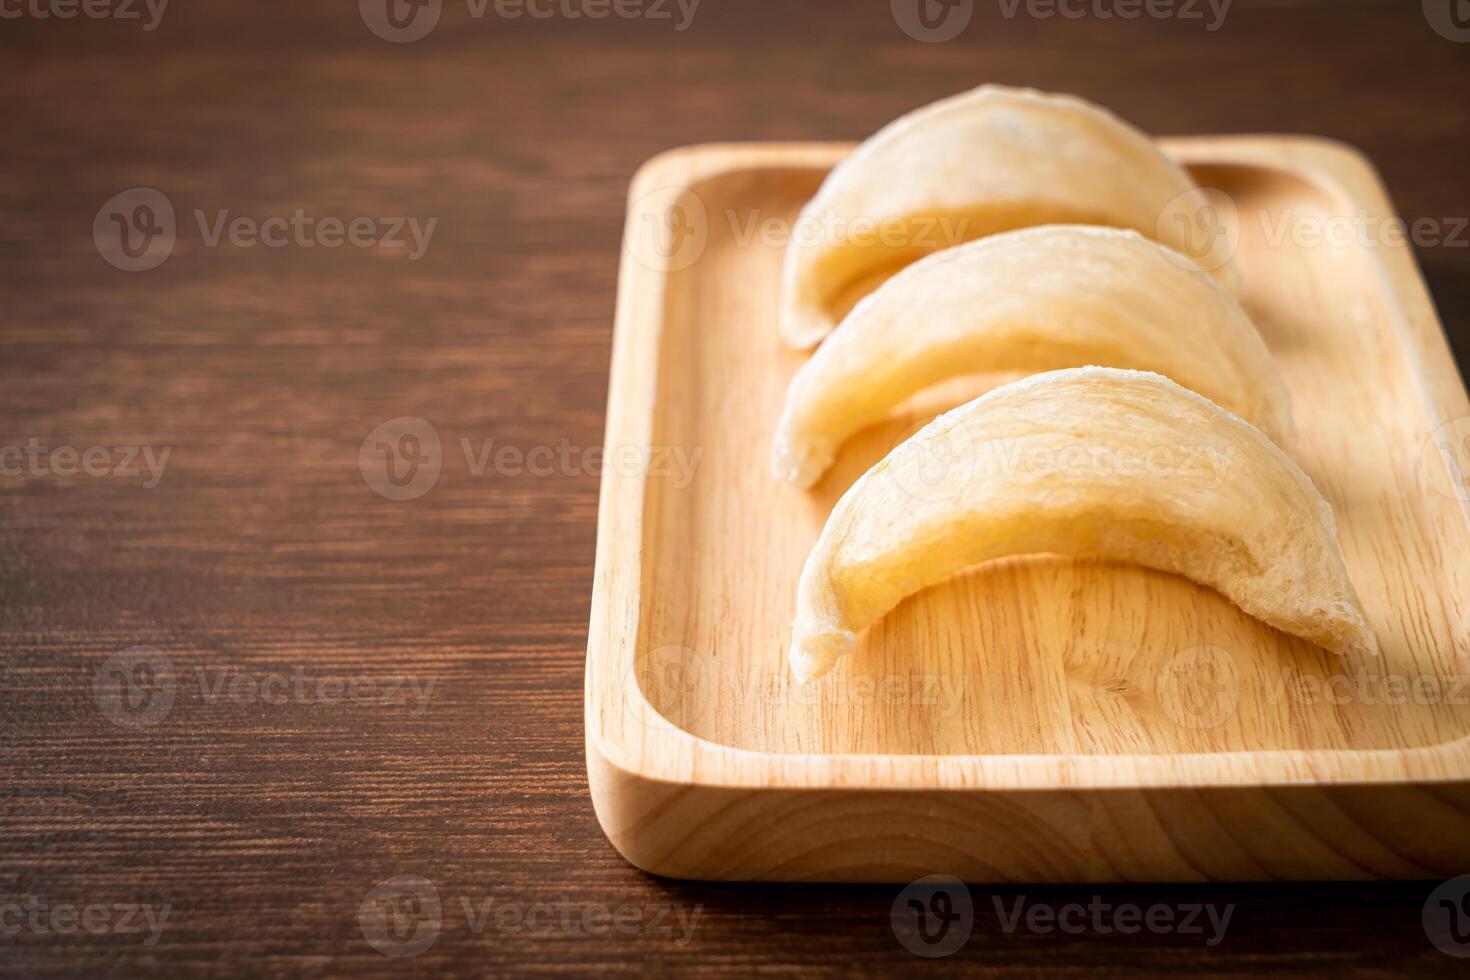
[585,137,1470,883]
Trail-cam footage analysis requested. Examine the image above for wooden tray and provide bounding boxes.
[585,137,1470,883]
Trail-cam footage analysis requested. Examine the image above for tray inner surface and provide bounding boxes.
[634,157,1470,757]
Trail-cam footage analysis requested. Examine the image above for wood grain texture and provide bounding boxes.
[587,137,1470,881]
[3,0,1469,974]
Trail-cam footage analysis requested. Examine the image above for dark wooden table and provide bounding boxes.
[3,0,1468,975]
